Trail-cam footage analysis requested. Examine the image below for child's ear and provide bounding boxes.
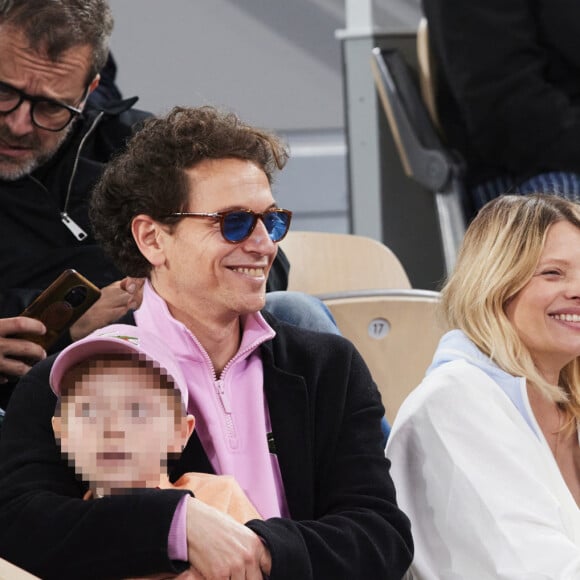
[184,414,195,441]
[169,415,195,454]
[52,416,62,441]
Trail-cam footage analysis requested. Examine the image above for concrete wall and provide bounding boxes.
[106,0,424,242]
[107,0,346,130]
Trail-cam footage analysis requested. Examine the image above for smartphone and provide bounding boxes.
[18,269,101,350]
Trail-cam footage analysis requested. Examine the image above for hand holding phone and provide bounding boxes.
[0,317,47,383]
[18,270,101,350]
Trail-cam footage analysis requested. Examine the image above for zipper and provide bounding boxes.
[188,335,241,451]
[185,317,274,452]
[214,378,238,449]
[61,111,105,240]
[212,329,274,450]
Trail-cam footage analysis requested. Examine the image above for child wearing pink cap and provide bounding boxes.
[50,324,260,522]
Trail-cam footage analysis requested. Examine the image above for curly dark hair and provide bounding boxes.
[0,0,114,83]
[90,106,289,277]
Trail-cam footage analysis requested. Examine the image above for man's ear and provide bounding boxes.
[80,74,100,110]
[88,74,100,96]
[131,214,168,268]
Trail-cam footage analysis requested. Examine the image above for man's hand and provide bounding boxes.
[70,277,145,341]
[119,277,146,310]
[0,317,47,383]
[186,497,272,580]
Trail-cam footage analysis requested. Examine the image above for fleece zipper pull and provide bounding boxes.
[215,378,232,413]
[215,378,238,448]
[61,212,88,241]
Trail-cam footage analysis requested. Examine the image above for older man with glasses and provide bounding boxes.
[0,0,149,408]
[0,80,89,148]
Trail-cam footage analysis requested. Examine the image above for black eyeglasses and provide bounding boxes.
[0,80,87,131]
[168,208,293,243]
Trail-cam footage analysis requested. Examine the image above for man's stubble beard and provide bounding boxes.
[0,120,75,181]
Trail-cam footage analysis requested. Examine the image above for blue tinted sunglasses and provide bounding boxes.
[168,208,293,243]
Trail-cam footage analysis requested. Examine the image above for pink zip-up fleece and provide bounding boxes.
[135,280,290,519]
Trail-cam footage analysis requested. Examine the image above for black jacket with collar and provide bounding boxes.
[0,99,149,303]
[0,311,413,579]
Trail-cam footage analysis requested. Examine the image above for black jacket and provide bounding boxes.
[0,99,149,304]
[0,100,149,409]
[424,0,580,188]
[0,312,413,580]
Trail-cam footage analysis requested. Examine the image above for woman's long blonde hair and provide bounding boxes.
[441,194,580,426]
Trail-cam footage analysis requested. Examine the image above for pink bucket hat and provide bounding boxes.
[49,323,188,410]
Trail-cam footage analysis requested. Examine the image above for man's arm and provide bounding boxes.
[185,497,271,579]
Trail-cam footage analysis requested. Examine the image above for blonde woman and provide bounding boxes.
[387,194,580,579]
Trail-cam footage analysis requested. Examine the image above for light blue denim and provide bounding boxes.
[265,291,339,335]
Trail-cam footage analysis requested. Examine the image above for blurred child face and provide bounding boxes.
[52,360,194,496]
